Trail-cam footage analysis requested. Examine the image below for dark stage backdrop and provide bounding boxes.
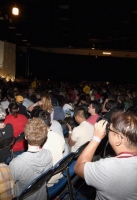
[28,48,137,83]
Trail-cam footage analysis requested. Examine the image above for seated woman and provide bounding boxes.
[0,106,14,163]
[28,93,54,122]
[4,101,28,157]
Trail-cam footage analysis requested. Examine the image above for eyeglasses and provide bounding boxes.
[107,124,123,139]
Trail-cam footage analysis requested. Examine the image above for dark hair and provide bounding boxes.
[31,106,43,118]
[39,110,51,127]
[90,100,101,114]
[111,111,137,146]
[63,116,78,129]
[8,101,19,118]
[74,107,87,119]
[105,100,117,111]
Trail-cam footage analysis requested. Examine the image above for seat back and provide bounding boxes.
[0,137,16,150]
[73,141,90,159]
[15,132,25,143]
[15,168,53,200]
[52,152,75,176]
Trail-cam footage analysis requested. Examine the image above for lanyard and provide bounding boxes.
[116,152,137,158]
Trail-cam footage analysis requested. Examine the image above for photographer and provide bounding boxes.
[74,111,137,199]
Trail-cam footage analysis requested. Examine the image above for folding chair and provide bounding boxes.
[15,132,25,143]
[12,132,28,158]
[13,168,53,200]
[0,137,16,163]
[47,152,75,200]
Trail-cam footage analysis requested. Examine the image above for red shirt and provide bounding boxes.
[87,114,100,125]
[4,114,28,152]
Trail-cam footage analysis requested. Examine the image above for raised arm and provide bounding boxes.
[74,120,107,178]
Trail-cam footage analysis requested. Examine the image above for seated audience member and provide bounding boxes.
[0,163,15,200]
[0,106,14,163]
[131,91,137,108]
[103,100,118,122]
[48,90,59,107]
[28,93,54,122]
[74,111,137,200]
[4,101,28,157]
[87,100,101,125]
[77,94,90,114]
[9,118,52,200]
[67,107,94,152]
[15,95,28,117]
[39,110,65,186]
[101,87,108,103]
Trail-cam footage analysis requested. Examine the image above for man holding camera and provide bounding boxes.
[74,111,137,199]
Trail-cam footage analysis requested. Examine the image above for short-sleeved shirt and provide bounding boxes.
[87,114,100,125]
[71,121,94,152]
[84,157,137,200]
[4,114,28,152]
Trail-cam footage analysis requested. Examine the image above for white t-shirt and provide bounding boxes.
[43,129,65,186]
[71,121,94,152]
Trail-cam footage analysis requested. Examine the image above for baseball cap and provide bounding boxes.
[15,95,24,103]
[0,106,6,120]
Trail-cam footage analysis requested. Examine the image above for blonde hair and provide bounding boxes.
[40,93,53,112]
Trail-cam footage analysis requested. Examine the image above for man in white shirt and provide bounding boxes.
[67,107,94,152]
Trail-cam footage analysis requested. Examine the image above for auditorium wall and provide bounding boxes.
[0,41,16,81]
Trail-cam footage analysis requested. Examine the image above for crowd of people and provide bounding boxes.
[0,77,137,199]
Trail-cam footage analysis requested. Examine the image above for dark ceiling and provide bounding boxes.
[1,0,137,50]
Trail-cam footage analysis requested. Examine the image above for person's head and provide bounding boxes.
[39,110,51,127]
[41,93,53,111]
[79,95,87,104]
[8,101,19,117]
[31,106,43,118]
[0,106,6,123]
[88,100,101,115]
[25,118,48,147]
[15,95,24,104]
[108,111,137,154]
[74,107,87,124]
[105,100,117,111]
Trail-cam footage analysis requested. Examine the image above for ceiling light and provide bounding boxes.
[22,39,28,42]
[12,6,19,15]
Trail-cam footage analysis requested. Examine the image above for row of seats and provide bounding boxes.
[12,141,90,200]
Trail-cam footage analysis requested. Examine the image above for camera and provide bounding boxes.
[96,117,110,135]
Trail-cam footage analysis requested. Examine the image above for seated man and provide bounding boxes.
[39,110,65,187]
[74,111,137,199]
[0,163,15,200]
[9,118,52,200]
[67,107,94,152]
[15,95,28,117]
[87,100,101,125]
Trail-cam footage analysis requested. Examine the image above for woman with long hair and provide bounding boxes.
[28,93,54,122]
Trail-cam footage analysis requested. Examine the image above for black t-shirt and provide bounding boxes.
[0,124,14,163]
